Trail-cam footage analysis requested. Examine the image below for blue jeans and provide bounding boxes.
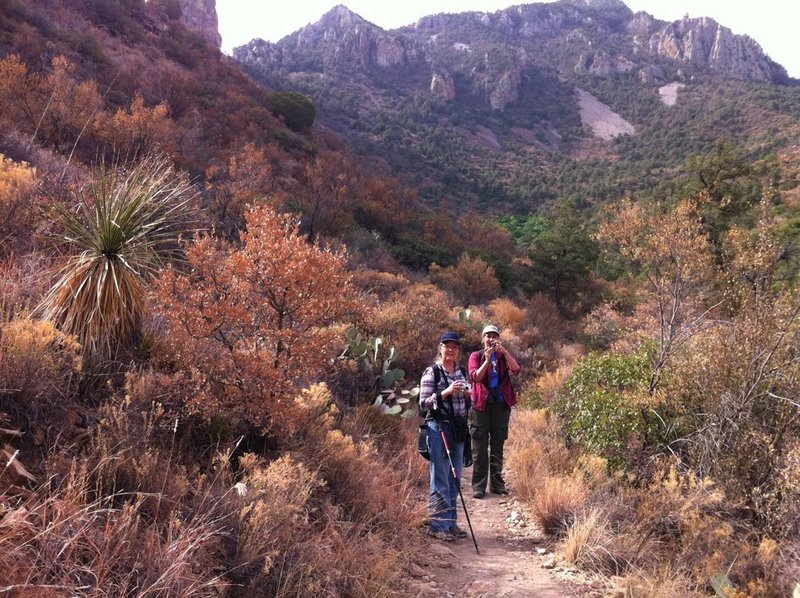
[427,420,464,533]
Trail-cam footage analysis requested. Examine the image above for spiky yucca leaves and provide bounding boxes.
[41,156,194,360]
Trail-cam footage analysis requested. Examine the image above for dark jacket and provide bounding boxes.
[468,350,520,411]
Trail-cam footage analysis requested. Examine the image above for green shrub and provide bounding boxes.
[269,91,316,132]
[555,348,654,471]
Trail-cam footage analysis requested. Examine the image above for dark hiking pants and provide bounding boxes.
[469,401,510,493]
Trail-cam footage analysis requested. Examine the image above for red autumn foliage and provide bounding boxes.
[152,205,361,431]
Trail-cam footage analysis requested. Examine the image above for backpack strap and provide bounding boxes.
[419,365,445,418]
[420,364,471,419]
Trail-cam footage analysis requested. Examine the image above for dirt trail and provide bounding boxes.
[405,465,598,598]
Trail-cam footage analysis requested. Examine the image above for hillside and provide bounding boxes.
[0,2,799,597]
[234,0,800,212]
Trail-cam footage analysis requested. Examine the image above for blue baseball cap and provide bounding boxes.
[440,331,462,344]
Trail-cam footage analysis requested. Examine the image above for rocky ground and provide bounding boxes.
[403,466,625,598]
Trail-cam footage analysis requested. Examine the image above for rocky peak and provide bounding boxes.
[240,5,426,73]
[649,16,783,82]
[178,0,221,49]
[570,0,628,9]
[315,5,371,30]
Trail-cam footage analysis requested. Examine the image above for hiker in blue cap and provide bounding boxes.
[418,331,471,541]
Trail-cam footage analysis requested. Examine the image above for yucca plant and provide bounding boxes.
[41,155,195,361]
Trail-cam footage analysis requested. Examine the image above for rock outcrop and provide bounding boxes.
[575,52,635,76]
[239,5,426,72]
[178,0,221,49]
[648,17,779,82]
[430,70,456,101]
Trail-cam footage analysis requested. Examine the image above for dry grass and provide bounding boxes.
[0,377,422,597]
[563,508,617,573]
[0,457,226,597]
[508,410,587,535]
[591,461,799,596]
[506,408,586,538]
[0,153,38,257]
[267,383,424,594]
[507,409,572,502]
[618,564,696,597]
[536,365,573,404]
[227,453,326,593]
[0,318,82,423]
[530,474,587,536]
[0,255,53,321]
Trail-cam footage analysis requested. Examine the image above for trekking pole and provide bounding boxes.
[440,429,479,554]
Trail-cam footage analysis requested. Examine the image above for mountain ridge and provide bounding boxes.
[228,0,799,212]
[234,1,789,88]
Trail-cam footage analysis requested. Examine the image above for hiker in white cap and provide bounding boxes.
[467,324,521,498]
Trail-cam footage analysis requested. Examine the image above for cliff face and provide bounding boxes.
[235,0,788,118]
[178,0,221,49]
[647,17,777,82]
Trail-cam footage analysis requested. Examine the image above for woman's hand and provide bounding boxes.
[485,340,505,358]
[444,380,468,397]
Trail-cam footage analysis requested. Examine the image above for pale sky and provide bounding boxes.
[217,1,800,78]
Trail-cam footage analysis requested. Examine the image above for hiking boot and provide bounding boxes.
[449,525,468,538]
[490,488,509,495]
[473,490,484,499]
[427,529,456,542]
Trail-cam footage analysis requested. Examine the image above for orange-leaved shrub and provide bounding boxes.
[366,280,453,377]
[487,297,527,332]
[429,252,500,306]
[153,205,360,432]
[0,54,102,152]
[204,142,279,240]
[94,92,177,160]
[522,293,576,368]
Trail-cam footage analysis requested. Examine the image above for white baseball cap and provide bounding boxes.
[481,324,500,336]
